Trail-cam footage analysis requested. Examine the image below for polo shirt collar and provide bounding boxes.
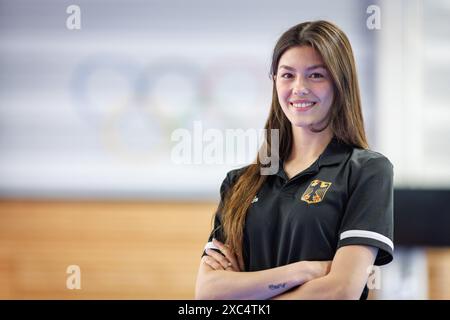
[275,136,351,179]
[318,136,352,167]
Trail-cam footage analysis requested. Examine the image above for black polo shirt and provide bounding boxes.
[202,137,394,299]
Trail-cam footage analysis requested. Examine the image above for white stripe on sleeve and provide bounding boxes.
[340,230,394,250]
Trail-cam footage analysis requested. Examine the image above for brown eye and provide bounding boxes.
[281,73,293,79]
[310,73,324,79]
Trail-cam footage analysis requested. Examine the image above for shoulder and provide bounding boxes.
[345,148,394,188]
[217,165,250,199]
[224,165,250,186]
[348,148,393,173]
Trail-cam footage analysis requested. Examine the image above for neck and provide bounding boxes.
[287,125,334,163]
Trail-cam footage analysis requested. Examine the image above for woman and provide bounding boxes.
[195,20,394,300]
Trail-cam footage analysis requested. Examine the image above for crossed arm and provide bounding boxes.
[195,239,378,300]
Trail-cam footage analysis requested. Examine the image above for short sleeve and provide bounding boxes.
[200,172,233,257]
[337,156,394,265]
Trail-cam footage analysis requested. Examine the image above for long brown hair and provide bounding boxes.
[220,20,368,265]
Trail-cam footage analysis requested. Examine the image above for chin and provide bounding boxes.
[291,121,312,128]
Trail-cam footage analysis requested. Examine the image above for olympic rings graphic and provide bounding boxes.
[70,54,269,163]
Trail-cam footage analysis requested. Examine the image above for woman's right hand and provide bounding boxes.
[203,238,242,272]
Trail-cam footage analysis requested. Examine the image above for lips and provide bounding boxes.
[289,100,317,109]
[290,101,316,108]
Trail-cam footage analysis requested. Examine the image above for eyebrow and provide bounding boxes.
[278,64,326,71]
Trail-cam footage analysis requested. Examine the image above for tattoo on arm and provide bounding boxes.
[268,283,287,290]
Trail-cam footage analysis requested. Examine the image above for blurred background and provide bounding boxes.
[0,0,449,299]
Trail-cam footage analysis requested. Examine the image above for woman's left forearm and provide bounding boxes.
[271,274,353,300]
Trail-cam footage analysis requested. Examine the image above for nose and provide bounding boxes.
[293,77,310,96]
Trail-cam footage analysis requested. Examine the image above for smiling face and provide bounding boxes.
[275,46,335,132]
